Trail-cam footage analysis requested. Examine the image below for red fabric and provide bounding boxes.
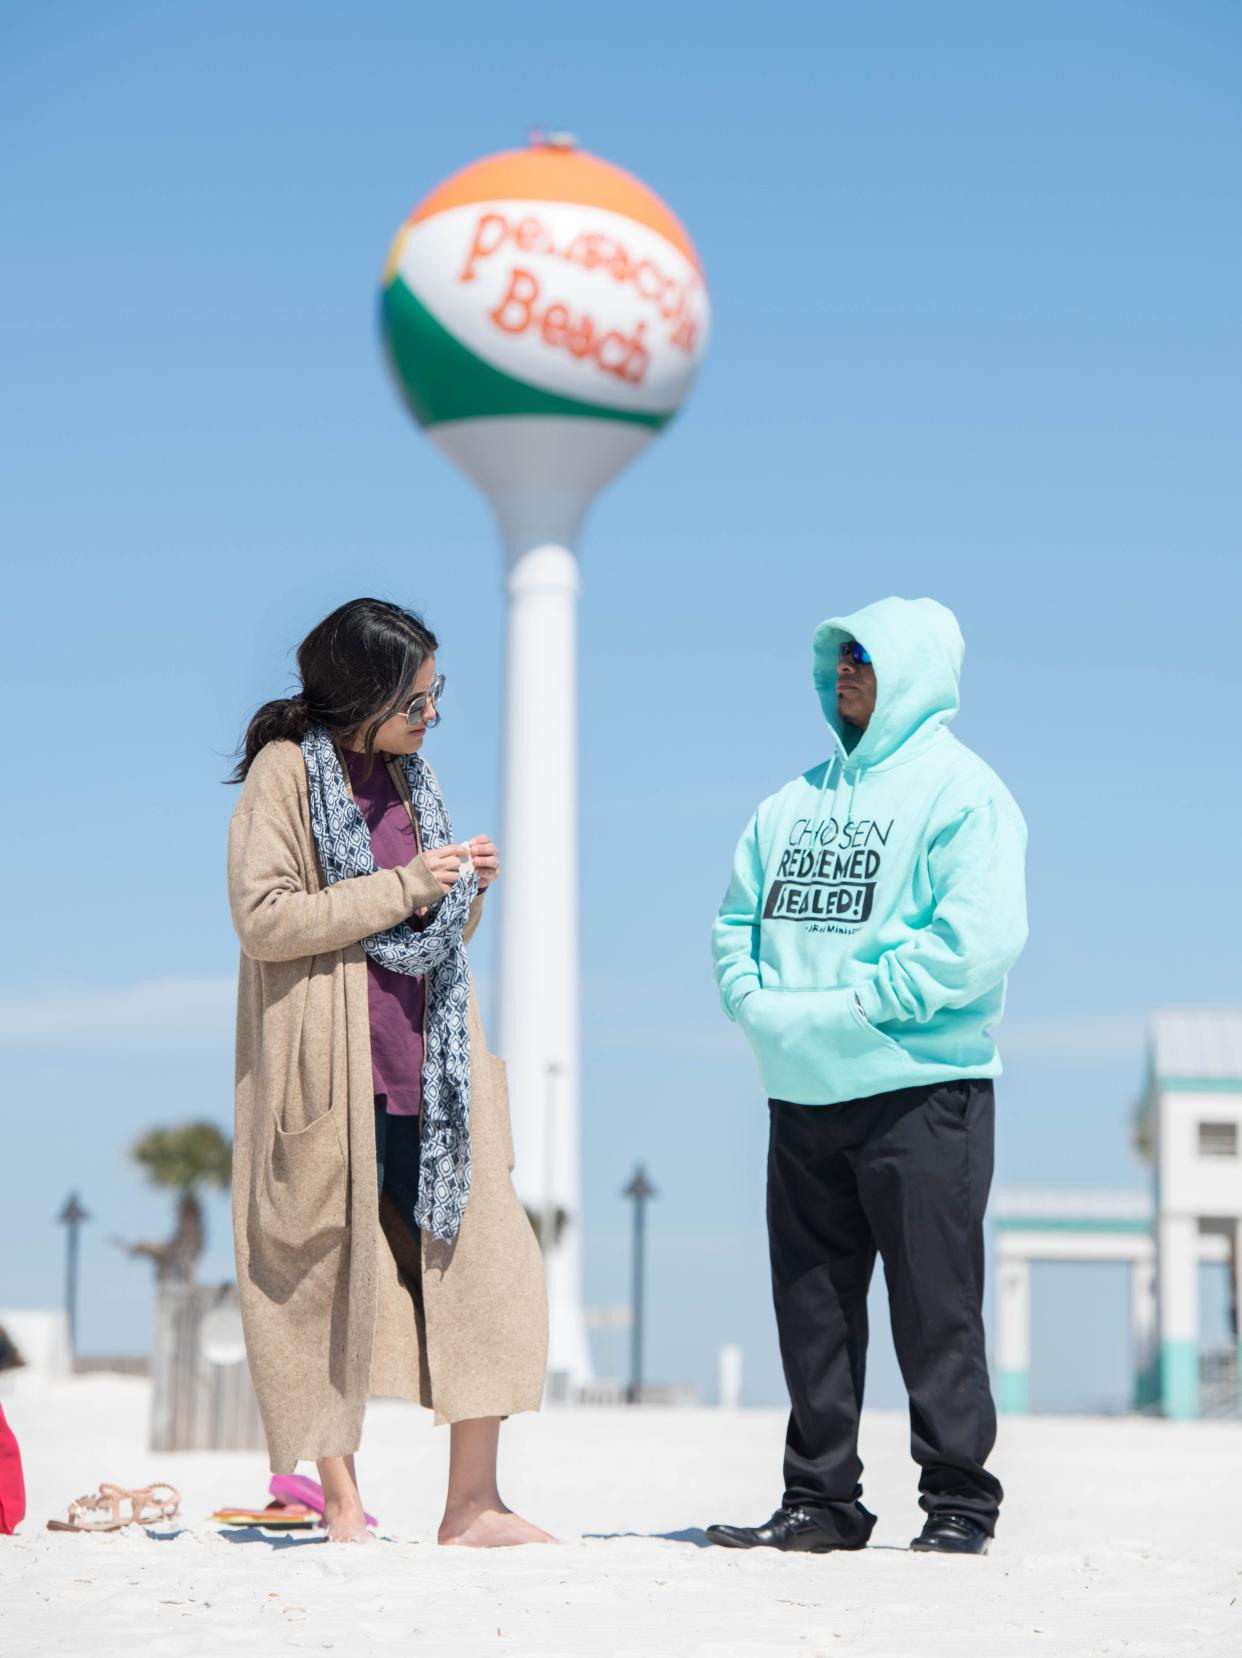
[0,1402,26,1534]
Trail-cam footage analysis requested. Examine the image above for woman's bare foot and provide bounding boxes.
[438,1417,554,1546]
[438,1504,555,1547]
[321,1494,373,1543]
[317,1453,373,1544]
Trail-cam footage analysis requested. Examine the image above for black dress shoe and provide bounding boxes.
[910,1513,990,1554]
[706,1507,868,1554]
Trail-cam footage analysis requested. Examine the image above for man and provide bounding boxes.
[707,596,1027,1556]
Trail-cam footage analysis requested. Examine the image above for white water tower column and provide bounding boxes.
[379,135,711,1401]
[497,538,591,1389]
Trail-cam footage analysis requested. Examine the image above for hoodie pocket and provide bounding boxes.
[260,1108,348,1252]
[847,995,904,1053]
[738,988,908,1103]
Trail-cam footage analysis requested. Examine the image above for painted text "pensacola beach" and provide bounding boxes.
[457,210,703,389]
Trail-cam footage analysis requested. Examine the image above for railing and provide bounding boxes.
[1199,1348,1240,1419]
[150,1283,266,1452]
[565,1380,704,1407]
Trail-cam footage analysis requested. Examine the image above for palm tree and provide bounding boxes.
[120,1122,232,1283]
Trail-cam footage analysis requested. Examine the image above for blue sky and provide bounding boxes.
[1,0,1239,1413]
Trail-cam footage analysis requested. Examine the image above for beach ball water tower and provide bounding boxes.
[381,134,710,1389]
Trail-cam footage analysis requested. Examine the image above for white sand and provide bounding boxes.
[2,1375,1239,1657]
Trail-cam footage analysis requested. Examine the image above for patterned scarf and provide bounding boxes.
[300,725,479,1242]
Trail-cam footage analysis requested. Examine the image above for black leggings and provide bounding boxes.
[374,1100,422,1235]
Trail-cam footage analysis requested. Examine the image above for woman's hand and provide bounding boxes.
[422,844,471,894]
[467,835,501,891]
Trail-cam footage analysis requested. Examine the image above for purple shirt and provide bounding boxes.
[344,748,425,1116]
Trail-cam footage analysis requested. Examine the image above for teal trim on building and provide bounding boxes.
[1160,1340,1199,1419]
[1155,1076,1242,1093]
[996,1370,1029,1414]
[994,1217,1151,1235]
[1133,1357,1162,1411]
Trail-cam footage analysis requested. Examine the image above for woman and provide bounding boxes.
[227,597,549,1545]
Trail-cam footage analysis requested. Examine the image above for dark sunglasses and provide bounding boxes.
[838,641,872,666]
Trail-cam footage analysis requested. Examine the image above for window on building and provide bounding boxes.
[1198,1121,1239,1158]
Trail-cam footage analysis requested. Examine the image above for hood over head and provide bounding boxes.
[813,596,964,769]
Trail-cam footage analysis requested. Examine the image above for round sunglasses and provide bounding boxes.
[401,672,446,729]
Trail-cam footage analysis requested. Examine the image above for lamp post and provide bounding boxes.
[622,1165,656,1404]
[57,1192,90,1355]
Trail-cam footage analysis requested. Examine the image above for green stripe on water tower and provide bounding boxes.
[381,276,670,432]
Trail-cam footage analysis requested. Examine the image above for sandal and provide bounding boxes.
[269,1473,377,1528]
[47,1482,181,1533]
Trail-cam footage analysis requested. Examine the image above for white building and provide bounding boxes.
[994,1009,1242,1418]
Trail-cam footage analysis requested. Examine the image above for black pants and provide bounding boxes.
[768,1079,1001,1543]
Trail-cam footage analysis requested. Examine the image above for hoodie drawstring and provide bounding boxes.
[815,740,859,842]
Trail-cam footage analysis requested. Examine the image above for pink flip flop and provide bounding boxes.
[269,1473,377,1529]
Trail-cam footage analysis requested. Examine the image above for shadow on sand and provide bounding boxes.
[584,1528,714,1549]
[215,1526,325,1549]
[584,1529,910,1554]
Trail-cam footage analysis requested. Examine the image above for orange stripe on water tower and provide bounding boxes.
[406,145,702,272]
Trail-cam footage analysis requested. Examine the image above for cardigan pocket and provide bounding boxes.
[260,1108,348,1252]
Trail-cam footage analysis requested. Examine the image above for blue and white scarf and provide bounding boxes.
[301,725,479,1243]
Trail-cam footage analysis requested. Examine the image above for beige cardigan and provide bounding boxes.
[227,739,547,1472]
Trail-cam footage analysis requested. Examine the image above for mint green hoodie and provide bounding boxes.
[713,596,1028,1106]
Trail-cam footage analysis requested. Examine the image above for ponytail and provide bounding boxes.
[228,696,312,783]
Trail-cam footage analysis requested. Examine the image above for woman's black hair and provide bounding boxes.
[229,598,439,783]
